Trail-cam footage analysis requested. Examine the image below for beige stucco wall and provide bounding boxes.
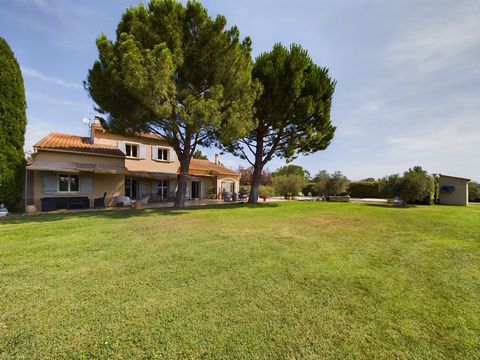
[439,175,469,206]
[30,170,124,210]
[92,128,179,174]
[32,150,125,166]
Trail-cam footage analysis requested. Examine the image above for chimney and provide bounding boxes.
[214,154,220,165]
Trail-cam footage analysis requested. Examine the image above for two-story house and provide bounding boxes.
[26,119,240,211]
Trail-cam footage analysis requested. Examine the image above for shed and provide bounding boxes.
[438,175,470,206]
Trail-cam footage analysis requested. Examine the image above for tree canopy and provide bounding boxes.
[0,37,27,211]
[86,0,258,207]
[273,164,310,180]
[192,149,208,160]
[223,43,335,203]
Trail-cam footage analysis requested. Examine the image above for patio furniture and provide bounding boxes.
[113,196,132,207]
[94,192,107,209]
[40,197,90,211]
[223,191,232,202]
[0,203,8,217]
[140,194,150,205]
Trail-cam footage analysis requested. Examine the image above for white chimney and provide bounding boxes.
[215,154,220,165]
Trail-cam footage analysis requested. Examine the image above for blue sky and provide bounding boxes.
[1,0,479,181]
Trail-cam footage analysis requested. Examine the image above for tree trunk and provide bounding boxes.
[248,162,263,204]
[174,156,190,208]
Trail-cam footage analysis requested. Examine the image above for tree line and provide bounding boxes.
[238,164,477,205]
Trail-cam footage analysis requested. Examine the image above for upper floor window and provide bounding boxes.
[125,144,138,158]
[158,148,169,161]
[59,174,79,192]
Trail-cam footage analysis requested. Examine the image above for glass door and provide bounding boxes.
[191,181,201,199]
[125,178,138,199]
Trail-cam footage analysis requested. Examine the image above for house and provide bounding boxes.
[26,119,240,211]
[438,174,470,206]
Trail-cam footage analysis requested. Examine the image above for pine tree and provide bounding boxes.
[86,0,258,207]
[0,37,27,211]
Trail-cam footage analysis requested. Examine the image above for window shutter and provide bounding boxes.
[117,141,126,155]
[80,174,92,193]
[152,146,158,160]
[139,145,146,159]
[169,149,177,163]
[42,173,57,193]
[151,180,158,195]
[138,179,146,197]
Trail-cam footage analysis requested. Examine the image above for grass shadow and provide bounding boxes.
[0,202,280,225]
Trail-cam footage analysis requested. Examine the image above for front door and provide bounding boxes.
[191,181,201,199]
[125,178,138,199]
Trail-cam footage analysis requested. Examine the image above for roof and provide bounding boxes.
[188,159,239,177]
[91,123,165,141]
[34,133,125,157]
[439,174,471,182]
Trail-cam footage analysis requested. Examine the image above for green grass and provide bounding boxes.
[1,202,479,359]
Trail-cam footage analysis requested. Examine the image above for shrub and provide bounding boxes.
[469,182,480,202]
[348,180,381,198]
[258,185,275,197]
[313,170,349,196]
[272,175,305,197]
[380,167,435,205]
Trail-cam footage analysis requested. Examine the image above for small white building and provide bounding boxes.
[438,175,470,206]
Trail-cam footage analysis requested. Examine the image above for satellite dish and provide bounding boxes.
[82,117,90,125]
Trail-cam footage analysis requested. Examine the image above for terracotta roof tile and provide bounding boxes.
[34,133,125,157]
[189,159,239,176]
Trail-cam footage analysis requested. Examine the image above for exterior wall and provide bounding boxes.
[216,174,240,194]
[439,176,469,206]
[92,128,179,174]
[30,170,124,209]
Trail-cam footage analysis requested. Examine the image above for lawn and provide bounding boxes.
[1,202,479,359]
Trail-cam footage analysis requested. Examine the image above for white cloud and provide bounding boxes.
[26,91,89,108]
[21,67,82,89]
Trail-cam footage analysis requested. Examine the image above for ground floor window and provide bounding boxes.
[157,180,169,199]
[59,174,79,192]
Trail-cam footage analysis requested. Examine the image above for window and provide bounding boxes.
[58,174,79,192]
[125,144,138,158]
[158,148,169,161]
[157,180,169,199]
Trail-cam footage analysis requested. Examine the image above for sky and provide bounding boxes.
[1,0,479,181]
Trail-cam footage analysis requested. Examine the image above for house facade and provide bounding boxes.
[26,120,240,211]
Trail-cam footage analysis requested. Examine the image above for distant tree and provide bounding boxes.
[469,182,480,202]
[273,164,310,180]
[238,166,272,186]
[327,171,349,196]
[380,167,435,205]
[86,0,258,207]
[223,43,335,203]
[273,175,306,198]
[313,170,330,196]
[193,149,208,160]
[0,37,27,211]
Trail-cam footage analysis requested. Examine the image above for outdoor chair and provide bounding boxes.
[94,192,107,209]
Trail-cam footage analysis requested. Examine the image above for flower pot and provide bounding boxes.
[26,205,37,215]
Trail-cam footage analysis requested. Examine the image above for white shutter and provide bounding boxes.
[151,146,158,160]
[139,179,146,197]
[42,172,57,193]
[169,149,177,163]
[80,174,92,193]
[151,180,158,196]
[139,145,146,159]
[117,141,126,154]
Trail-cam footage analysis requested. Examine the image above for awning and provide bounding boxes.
[27,161,129,174]
[128,171,177,179]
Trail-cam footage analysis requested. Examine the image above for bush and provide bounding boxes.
[469,182,480,202]
[313,170,349,196]
[272,175,305,197]
[380,167,435,205]
[348,180,381,198]
[258,185,275,197]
